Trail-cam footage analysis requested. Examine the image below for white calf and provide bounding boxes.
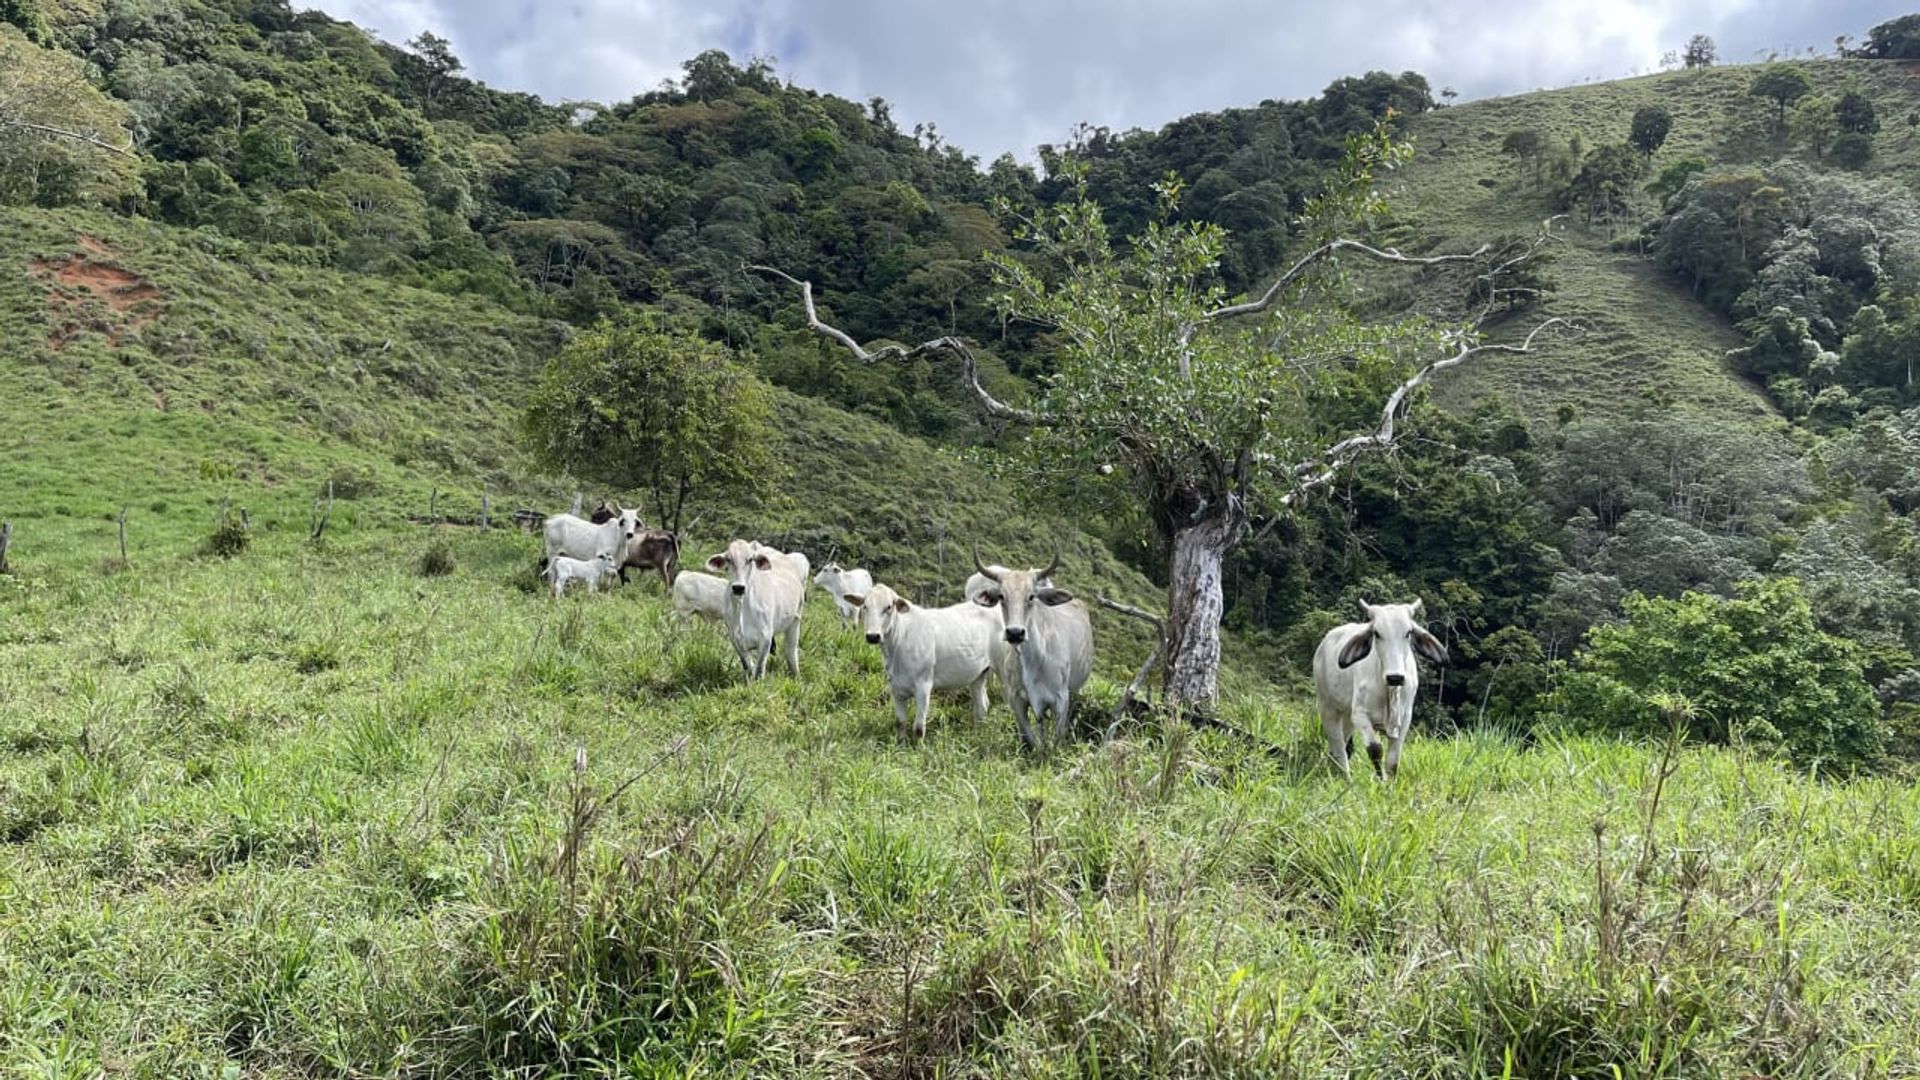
[669,570,730,623]
[707,539,804,680]
[1312,599,1448,780]
[846,581,1001,739]
[546,552,619,599]
[814,562,874,621]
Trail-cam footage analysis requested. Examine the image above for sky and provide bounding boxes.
[308,0,1917,161]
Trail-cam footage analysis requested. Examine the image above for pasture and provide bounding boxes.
[3,519,1918,1077]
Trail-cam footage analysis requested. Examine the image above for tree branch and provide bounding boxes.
[0,118,136,157]
[749,265,1054,426]
[1206,238,1492,322]
[1272,316,1576,514]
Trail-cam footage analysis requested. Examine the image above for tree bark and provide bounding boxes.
[1160,506,1246,711]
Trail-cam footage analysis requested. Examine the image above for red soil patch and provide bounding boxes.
[31,238,166,351]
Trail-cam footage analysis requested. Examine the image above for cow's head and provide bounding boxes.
[707,538,771,597]
[971,547,1072,646]
[843,582,909,644]
[610,504,642,548]
[1335,599,1448,685]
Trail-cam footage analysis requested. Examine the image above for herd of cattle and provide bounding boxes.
[535,503,1447,775]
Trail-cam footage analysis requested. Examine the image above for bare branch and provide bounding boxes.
[749,265,1053,426]
[1206,238,1492,322]
[1272,316,1578,514]
[0,119,136,157]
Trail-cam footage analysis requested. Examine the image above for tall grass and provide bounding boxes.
[2,520,1918,1076]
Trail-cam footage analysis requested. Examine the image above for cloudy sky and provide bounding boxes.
[310,0,1914,160]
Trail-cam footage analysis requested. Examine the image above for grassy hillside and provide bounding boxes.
[2,527,1918,1075]
[0,205,1168,656]
[1398,58,1920,422]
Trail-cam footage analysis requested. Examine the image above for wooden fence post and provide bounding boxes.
[118,505,129,565]
[0,520,11,574]
[480,488,491,530]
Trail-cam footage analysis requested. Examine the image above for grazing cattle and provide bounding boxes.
[619,529,680,588]
[707,539,805,680]
[964,565,1049,605]
[542,506,641,573]
[545,552,619,599]
[1312,600,1448,780]
[669,570,730,623]
[846,581,1001,739]
[814,562,874,621]
[970,549,1093,750]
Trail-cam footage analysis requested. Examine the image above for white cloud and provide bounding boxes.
[303,0,1910,160]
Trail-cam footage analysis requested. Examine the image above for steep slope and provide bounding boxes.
[0,205,1164,664]
[1397,58,1920,422]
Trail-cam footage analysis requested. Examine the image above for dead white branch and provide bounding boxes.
[1206,238,1491,322]
[0,118,136,157]
[748,265,1053,426]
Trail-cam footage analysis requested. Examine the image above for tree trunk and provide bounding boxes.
[1160,507,1245,712]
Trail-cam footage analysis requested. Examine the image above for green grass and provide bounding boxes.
[3,522,1919,1075]
[1397,58,1920,424]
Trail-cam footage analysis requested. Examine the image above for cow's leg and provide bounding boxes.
[1384,694,1412,778]
[1052,691,1073,745]
[968,672,990,725]
[1009,689,1034,751]
[912,681,933,740]
[783,619,802,677]
[892,688,912,740]
[618,566,630,585]
[1350,706,1385,780]
[1319,706,1351,779]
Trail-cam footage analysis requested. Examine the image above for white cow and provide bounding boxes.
[964,566,1049,604]
[814,562,875,621]
[846,581,1001,739]
[1312,599,1448,780]
[707,539,804,680]
[541,506,641,573]
[545,552,619,599]
[970,550,1093,750]
[669,570,730,623]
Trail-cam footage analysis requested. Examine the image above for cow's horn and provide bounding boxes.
[1039,547,1061,580]
[972,545,1000,583]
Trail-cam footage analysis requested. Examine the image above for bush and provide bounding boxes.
[201,518,250,559]
[417,538,455,577]
[1547,578,1883,771]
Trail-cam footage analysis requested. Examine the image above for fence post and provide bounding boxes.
[480,488,491,530]
[0,520,11,574]
[118,505,130,565]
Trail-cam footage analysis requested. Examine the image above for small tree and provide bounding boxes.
[1629,105,1672,160]
[759,126,1564,710]
[1683,34,1718,69]
[1791,94,1837,159]
[405,31,463,101]
[1861,14,1920,59]
[521,320,777,535]
[1834,87,1879,134]
[1750,65,1814,134]
[1500,128,1546,184]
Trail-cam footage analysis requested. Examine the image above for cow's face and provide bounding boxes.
[844,583,908,644]
[707,539,770,597]
[1336,600,1448,684]
[614,507,641,547]
[971,551,1072,647]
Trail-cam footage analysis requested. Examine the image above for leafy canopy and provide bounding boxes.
[983,125,1447,539]
[1550,578,1883,772]
[521,320,777,531]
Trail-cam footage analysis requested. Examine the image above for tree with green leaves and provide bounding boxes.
[521,320,777,535]
[1861,14,1920,59]
[1791,94,1837,159]
[1835,87,1880,134]
[1628,105,1672,160]
[1750,65,1814,134]
[759,126,1563,711]
[1683,34,1717,68]
[1500,128,1546,184]
[0,26,141,206]
[1549,578,1883,771]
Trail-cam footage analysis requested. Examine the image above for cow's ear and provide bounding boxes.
[1337,628,1373,668]
[753,554,771,570]
[1413,627,1449,665]
[1036,587,1075,606]
[842,593,866,608]
[706,554,726,571]
[973,589,1001,608]
[893,596,911,613]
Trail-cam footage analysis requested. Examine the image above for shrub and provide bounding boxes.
[1547,578,1883,771]
[202,518,250,558]
[417,538,455,577]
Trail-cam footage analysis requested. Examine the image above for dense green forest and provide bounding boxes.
[6,0,1920,755]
